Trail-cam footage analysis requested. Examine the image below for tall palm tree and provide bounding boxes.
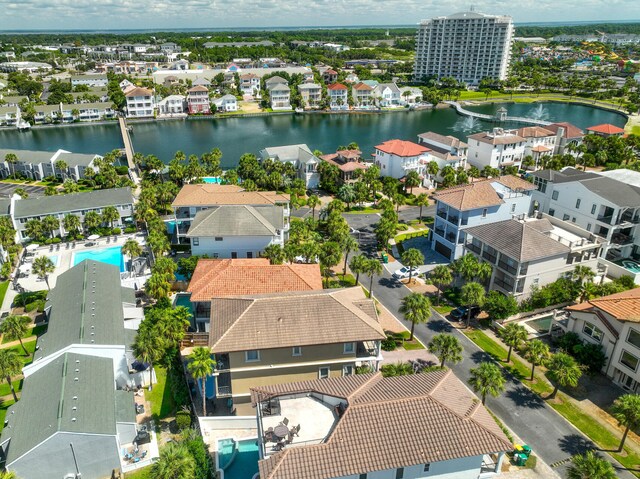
[159,306,191,349]
[349,254,368,284]
[460,282,485,327]
[307,195,320,221]
[262,244,286,265]
[132,326,163,391]
[429,265,453,306]
[145,272,171,302]
[567,451,616,479]
[400,248,424,284]
[55,159,68,180]
[400,292,432,341]
[152,441,196,479]
[0,315,31,356]
[122,239,143,272]
[365,258,383,299]
[547,352,583,399]
[83,211,101,233]
[41,215,59,239]
[62,214,81,237]
[101,206,120,229]
[498,322,528,363]
[572,265,596,286]
[468,362,506,405]
[428,333,463,368]
[340,234,359,276]
[415,193,429,221]
[0,349,22,402]
[32,256,55,290]
[611,393,640,452]
[5,153,18,180]
[523,339,550,381]
[187,347,216,416]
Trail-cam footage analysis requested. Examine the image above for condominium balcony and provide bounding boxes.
[466,242,482,255]
[437,209,447,220]
[611,233,634,246]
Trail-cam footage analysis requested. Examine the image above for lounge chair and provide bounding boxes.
[56,243,60,251]
[107,237,111,244]
[282,417,289,426]
[293,424,300,436]
[49,245,53,252]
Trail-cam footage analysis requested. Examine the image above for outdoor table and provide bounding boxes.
[273,424,289,439]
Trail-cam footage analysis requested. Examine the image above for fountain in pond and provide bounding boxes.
[529,104,550,121]
[453,116,481,132]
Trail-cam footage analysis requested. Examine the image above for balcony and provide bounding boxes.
[466,242,482,255]
[446,232,457,243]
[437,209,448,220]
[356,341,380,360]
[447,215,459,225]
[482,251,497,264]
[216,371,232,398]
[493,277,515,293]
[434,227,445,237]
[611,233,634,246]
[497,260,518,275]
[597,214,613,225]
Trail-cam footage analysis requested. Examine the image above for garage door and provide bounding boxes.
[434,241,452,260]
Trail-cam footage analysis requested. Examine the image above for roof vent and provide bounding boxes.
[75,369,79,373]
[74,377,79,382]
[72,406,77,411]
[71,418,76,422]
[73,396,78,400]
[76,360,80,363]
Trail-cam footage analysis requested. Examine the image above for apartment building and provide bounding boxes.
[260,144,320,188]
[298,83,322,109]
[125,87,155,118]
[208,287,385,414]
[414,11,514,85]
[70,74,108,87]
[0,148,100,181]
[431,176,535,261]
[373,139,429,180]
[467,128,527,171]
[187,85,211,114]
[517,126,556,167]
[545,122,584,156]
[417,131,467,185]
[327,83,348,110]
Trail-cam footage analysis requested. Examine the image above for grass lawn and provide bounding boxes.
[433,304,454,315]
[125,465,153,479]
[632,125,640,136]
[0,281,8,309]
[1,323,45,345]
[0,379,22,397]
[345,207,382,214]
[0,399,16,432]
[145,366,176,420]
[394,330,425,350]
[5,340,37,365]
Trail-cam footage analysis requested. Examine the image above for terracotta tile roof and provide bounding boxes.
[417,131,468,149]
[586,123,625,135]
[375,140,429,157]
[435,176,534,211]
[352,82,373,91]
[241,73,260,79]
[172,184,289,207]
[253,370,512,479]
[327,83,348,90]
[517,126,555,138]
[567,287,640,322]
[324,69,338,75]
[124,87,152,97]
[337,149,361,160]
[494,175,536,191]
[208,288,386,352]
[531,145,553,152]
[188,259,322,302]
[546,122,584,139]
[188,85,209,92]
[467,131,526,145]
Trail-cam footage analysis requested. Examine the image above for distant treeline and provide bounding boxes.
[515,23,640,38]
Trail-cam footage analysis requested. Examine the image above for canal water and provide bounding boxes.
[0,102,626,169]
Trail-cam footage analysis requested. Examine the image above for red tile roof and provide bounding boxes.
[567,287,640,322]
[586,123,625,135]
[353,82,373,91]
[327,83,348,90]
[124,87,152,97]
[375,140,429,157]
[546,122,584,139]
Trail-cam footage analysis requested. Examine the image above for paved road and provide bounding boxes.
[0,183,45,198]
[343,212,636,479]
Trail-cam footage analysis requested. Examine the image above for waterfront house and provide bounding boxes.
[373,139,429,180]
[33,104,62,124]
[298,83,322,109]
[187,85,211,114]
[192,78,211,88]
[321,68,338,84]
[240,73,261,96]
[431,176,535,261]
[266,81,291,111]
[125,86,155,118]
[260,144,320,188]
[327,83,348,110]
[352,82,374,108]
[417,131,468,186]
[586,123,625,138]
[212,94,238,112]
[0,106,18,127]
[209,287,385,415]
[320,149,367,184]
[251,369,511,479]
[157,94,186,115]
[399,86,424,104]
[186,258,322,332]
[0,95,28,106]
[0,147,101,182]
[70,73,108,88]
[545,122,584,156]
[517,126,556,168]
[565,287,640,393]
[373,82,402,107]
[464,214,602,299]
[467,128,527,171]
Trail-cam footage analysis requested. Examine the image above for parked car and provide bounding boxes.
[392,266,420,280]
[449,306,481,321]
[294,255,319,264]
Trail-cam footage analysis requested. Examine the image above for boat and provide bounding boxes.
[294,108,304,114]
[16,120,31,131]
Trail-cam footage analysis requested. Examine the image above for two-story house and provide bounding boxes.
[321,68,338,84]
[157,95,186,115]
[240,73,261,96]
[327,83,348,110]
[125,86,155,117]
[517,126,556,168]
[545,122,584,156]
[186,258,323,332]
[260,144,320,188]
[373,82,401,107]
[530,168,640,282]
[565,288,640,393]
[251,370,511,479]
[417,131,468,186]
[187,85,211,114]
[467,128,527,171]
[298,83,322,109]
[265,76,291,110]
[352,82,374,108]
[373,140,429,180]
[207,287,385,414]
[431,176,535,261]
[464,214,603,299]
[320,149,367,184]
[212,94,238,112]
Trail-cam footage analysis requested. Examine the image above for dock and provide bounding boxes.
[445,101,552,126]
[118,116,137,170]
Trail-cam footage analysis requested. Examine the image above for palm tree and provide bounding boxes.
[187,347,216,416]
[307,195,320,220]
[468,362,506,405]
[263,244,286,265]
[41,215,59,239]
[55,159,68,180]
[428,333,463,368]
[132,326,163,391]
[460,282,485,327]
[567,451,616,479]
[400,292,432,341]
[24,218,43,241]
[349,254,368,284]
[523,339,550,381]
[0,315,31,356]
[429,265,453,306]
[340,234,359,275]
[62,214,81,237]
[415,193,429,222]
[0,470,19,479]
[152,441,196,479]
[365,258,383,299]
[0,349,21,402]
[404,170,421,194]
[159,306,191,349]
[400,248,424,284]
[145,272,171,302]
[32,256,55,290]
[498,322,528,363]
[611,394,640,452]
[83,211,101,233]
[572,265,595,286]
[122,239,143,272]
[62,179,79,194]
[5,153,18,179]
[380,361,414,377]
[101,206,120,229]
[338,184,357,210]
[547,352,583,399]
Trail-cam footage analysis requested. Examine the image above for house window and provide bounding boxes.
[231,252,238,259]
[292,346,302,357]
[245,350,260,362]
[587,223,592,231]
[575,199,581,209]
[214,237,223,241]
[192,237,199,246]
[591,204,597,215]
[319,367,330,379]
[212,253,219,258]
[423,463,431,472]
[627,330,640,349]
[246,252,253,258]
[563,214,570,221]
[549,209,555,217]
[620,350,639,371]
[396,468,404,479]
[552,191,559,200]
[482,208,488,218]
[343,342,355,354]
[511,203,516,213]
[572,217,576,223]
[343,365,354,376]
[359,475,367,479]
[582,322,604,343]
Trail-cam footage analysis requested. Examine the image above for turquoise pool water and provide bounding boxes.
[622,260,640,274]
[48,255,58,266]
[202,177,222,184]
[174,293,193,311]
[525,315,553,333]
[218,438,259,479]
[73,246,125,272]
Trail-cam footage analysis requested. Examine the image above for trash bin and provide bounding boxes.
[521,445,532,457]
[381,253,388,264]
[514,453,527,466]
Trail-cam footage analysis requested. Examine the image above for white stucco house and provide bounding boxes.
[467,128,527,171]
[373,139,430,180]
[213,94,238,112]
[260,144,320,188]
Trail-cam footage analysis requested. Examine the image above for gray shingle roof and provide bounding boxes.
[531,168,599,183]
[54,151,99,168]
[465,219,570,262]
[2,353,117,465]
[579,176,640,208]
[0,148,56,165]
[0,198,11,216]
[186,205,284,238]
[35,260,126,361]
[13,187,133,219]
[261,144,318,165]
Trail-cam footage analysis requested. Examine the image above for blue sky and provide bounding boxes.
[1,0,639,30]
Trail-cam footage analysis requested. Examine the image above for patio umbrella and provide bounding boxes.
[87,234,100,240]
[26,244,39,251]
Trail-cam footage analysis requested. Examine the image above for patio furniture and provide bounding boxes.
[273,441,285,452]
[293,424,300,436]
[273,424,289,439]
[282,417,289,426]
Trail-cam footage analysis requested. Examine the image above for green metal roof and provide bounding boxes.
[186,205,284,238]
[114,390,136,424]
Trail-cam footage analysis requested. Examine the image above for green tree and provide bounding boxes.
[381,361,414,377]
[44,185,58,196]
[340,234,359,276]
[484,291,519,320]
[428,333,463,368]
[349,254,368,284]
[152,441,196,479]
[319,241,342,287]
[62,179,79,194]
[101,206,120,229]
[177,255,208,281]
[523,339,550,381]
[365,258,383,298]
[83,210,101,232]
[307,194,320,221]
[404,170,421,194]
[400,248,424,284]
[374,217,396,252]
[567,451,616,479]
[33,255,55,290]
[152,257,178,280]
[429,265,453,306]
[572,265,596,285]
[187,347,216,416]
[55,159,68,180]
[14,188,28,199]
[0,315,31,356]
[62,214,81,236]
[338,183,357,210]
[263,244,286,265]
[400,292,432,341]
[498,322,528,363]
[41,215,59,239]
[132,326,163,391]
[24,218,44,241]
[145,272,172,302]
[0,349,22,402]
[122,239,143,272]
[0,469,19,479]
[547,352,583,399]
[460,282,485,327]
[416,193,429,222]
[5,153,18,179]
[468,362,506,405]
[611,394,640,452]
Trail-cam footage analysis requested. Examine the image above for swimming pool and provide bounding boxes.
[72,246,125,272]
[202,177,222,184]
[524,315,553,333]
[217,438,259,479]
[622,260,640,274]
[48,255,59,266]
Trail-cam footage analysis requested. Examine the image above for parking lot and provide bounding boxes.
[0,183,45,198]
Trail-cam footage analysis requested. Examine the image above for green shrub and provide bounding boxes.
[25,299,45,313]
[115,165,129,175]
[175,410,192,430]
[381,335,397,351]
[396,224,409,231]
[112,227,121,235]
[124,226,137,234]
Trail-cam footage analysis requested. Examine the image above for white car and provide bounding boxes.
[392,266,420,279]
[294,255,319,264]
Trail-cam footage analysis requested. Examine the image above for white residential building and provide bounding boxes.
[157,95,186,115]
[517,126,556,168]
[0,148,102,182]
[417,131,467,186]
[373,82,401,107]
[327,83,348,110]
[467,128,527,171]
[240,73,261,96]
[267,83,291,110]
[373,139,429,180]
[352,82,374,108]
[70,74,108,87]
[0,106,19,127]
[125,87,155,118]
[213,94,238,112]
[414,11,514,85]
[260,144,320,188]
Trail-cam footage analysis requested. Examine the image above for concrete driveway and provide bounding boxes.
[0,183,45,198]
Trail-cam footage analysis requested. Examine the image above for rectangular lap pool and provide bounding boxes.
[217,438,259,479]
[524,315,553,333]
[72,246,125,272]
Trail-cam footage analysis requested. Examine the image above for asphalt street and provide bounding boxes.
[343,210,636,479]
[0,183,45,198]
